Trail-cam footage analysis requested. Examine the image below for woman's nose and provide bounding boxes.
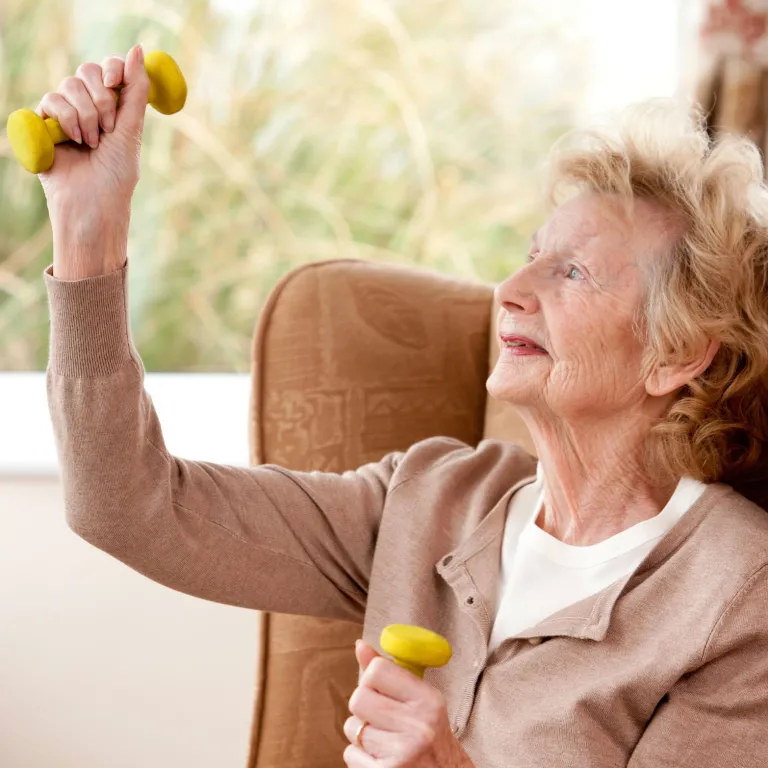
[494,268,539,315]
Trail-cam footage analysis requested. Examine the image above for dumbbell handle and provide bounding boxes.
[40,116,77,147]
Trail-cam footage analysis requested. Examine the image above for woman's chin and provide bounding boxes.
[486,369,538,403]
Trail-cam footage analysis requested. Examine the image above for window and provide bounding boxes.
[1,0,682,373]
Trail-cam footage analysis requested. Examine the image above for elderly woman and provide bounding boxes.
[41,45,768,768]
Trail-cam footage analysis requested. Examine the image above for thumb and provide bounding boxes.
[355,639,382,671]
[117,44,150,133]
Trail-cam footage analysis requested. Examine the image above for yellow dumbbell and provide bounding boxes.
[6,50,187,174]
[380,624,452,679]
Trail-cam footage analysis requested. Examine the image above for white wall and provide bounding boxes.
[0,476,259,768]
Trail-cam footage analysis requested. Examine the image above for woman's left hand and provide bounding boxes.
[343,639,472,767]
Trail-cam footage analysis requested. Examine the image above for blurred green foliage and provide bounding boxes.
[0,0,588,371]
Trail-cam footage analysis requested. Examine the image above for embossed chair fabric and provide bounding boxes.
[245,258,535,768]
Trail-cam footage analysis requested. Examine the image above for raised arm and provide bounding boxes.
[45,260,403,622]
[39,45,403,623]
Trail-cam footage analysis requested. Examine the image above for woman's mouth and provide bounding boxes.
[501,344,548,357]
[499,334,548,356]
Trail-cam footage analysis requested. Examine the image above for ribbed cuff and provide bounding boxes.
[43,261,137,377]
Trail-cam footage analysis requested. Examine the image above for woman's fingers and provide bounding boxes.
[56,74,100,148]
[35,60,120,152]
[342,716,388,760]
[101,55,125,90]
[76,62,118,136]
[36,91,83,145]
[34,57,126,148]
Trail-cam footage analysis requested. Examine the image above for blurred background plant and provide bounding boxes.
[1,0,667,371]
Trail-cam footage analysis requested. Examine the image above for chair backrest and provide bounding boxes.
[247,259,497,768]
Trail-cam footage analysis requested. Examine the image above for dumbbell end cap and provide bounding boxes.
[145,51,187,115]
[7,109,54,174]
[380,624,452,669]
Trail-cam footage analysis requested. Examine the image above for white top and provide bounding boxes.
[488,462,708,652]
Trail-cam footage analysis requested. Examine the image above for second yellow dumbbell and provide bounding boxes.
[380,624,452,679]
[6,50,187,174]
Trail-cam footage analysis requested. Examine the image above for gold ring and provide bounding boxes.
[354,720,369,749]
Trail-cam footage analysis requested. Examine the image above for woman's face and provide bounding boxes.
[487,192,667,420]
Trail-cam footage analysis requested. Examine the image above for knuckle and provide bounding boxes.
[76,62,100,77]
[348,686,361,713]
[78,108,98,128]
[95,93,115,111]
[57,101,77,120]
[370,657,388,675]
[362,657,387,685]
[79,97,99,116]
[100,57,124,86]
[351,684,373,715]
[343,716,361,747]
[58,75,81,92]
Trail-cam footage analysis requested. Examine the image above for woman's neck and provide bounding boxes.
[524,414,678,546]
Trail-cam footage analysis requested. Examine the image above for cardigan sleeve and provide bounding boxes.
[628,564,768,768]
[43,261,409,624]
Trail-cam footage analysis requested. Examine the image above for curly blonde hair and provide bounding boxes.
[542,99,768,499]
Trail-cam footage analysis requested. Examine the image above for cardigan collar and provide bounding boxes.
[436,472,733,643]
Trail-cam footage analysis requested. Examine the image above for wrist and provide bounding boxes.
[51,210,130,280]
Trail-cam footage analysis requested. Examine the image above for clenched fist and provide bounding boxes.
[38,44,149,279]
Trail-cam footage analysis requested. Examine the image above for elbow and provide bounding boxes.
[65,502,127,555]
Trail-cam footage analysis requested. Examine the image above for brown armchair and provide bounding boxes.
[245,258,535,768]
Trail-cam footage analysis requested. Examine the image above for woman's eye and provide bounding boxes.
[566,265,583,280]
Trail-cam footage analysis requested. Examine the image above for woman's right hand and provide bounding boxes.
[39,44,150,279]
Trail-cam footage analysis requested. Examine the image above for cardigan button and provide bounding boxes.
[443,555,454,566]
[528,637,542,646]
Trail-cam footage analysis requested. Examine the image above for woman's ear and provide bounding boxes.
[645,339,720,397]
